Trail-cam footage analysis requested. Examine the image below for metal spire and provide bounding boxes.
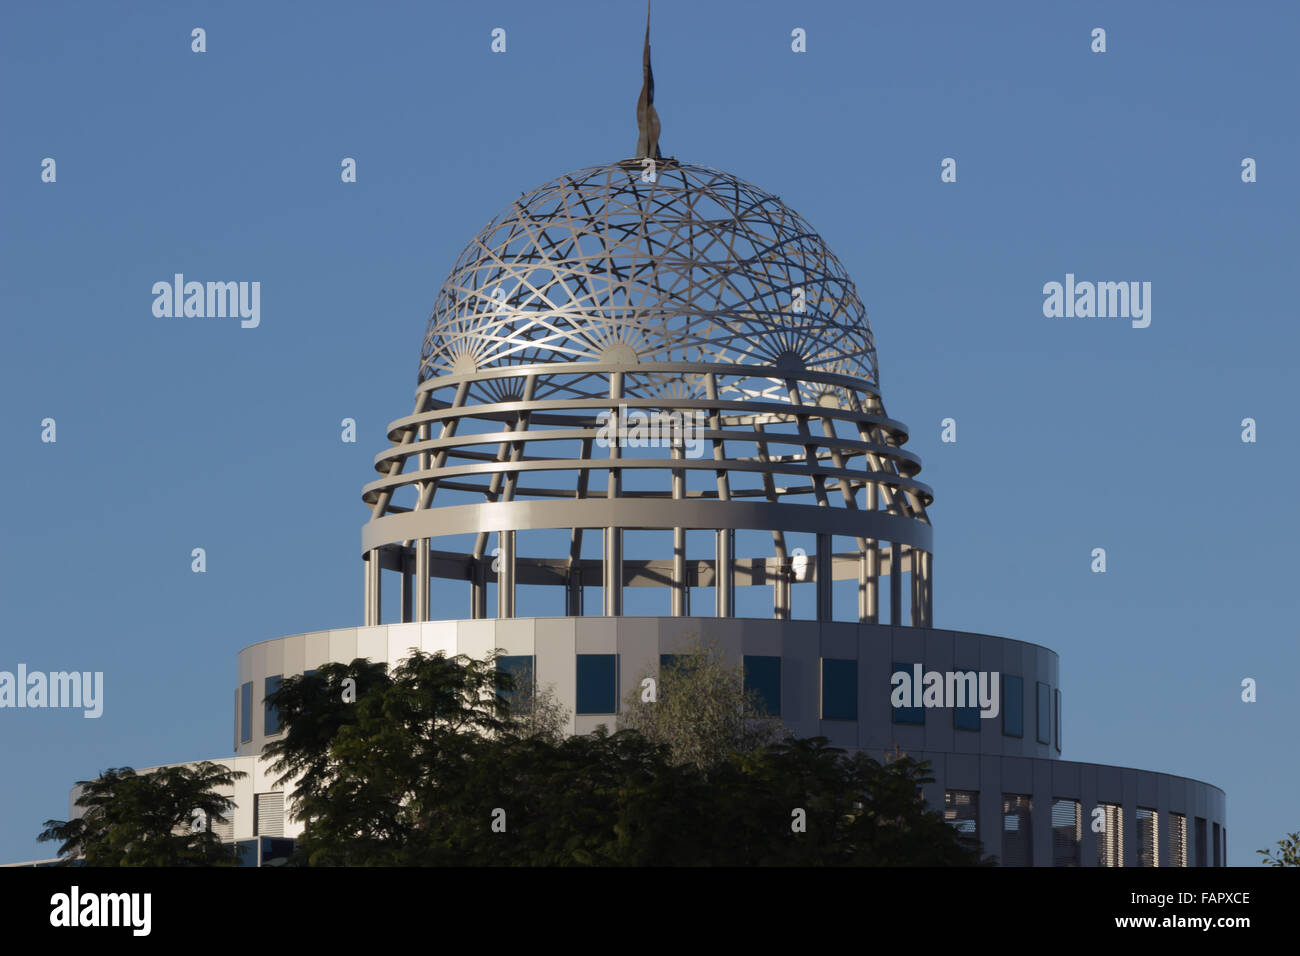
[635,1,662,160]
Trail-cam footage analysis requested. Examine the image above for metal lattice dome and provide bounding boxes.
[418,160,878,404]
[363,154,932,629]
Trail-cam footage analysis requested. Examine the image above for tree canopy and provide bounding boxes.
[38,762,244,866]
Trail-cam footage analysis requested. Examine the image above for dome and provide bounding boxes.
[418,160,878,399]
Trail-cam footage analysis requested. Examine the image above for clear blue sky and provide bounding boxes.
[2,0,1296,865]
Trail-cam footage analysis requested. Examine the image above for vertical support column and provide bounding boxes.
[414,421,430,623]
[862,482,879,624]
[400,549,413,623]
[604,372,623,616]
[889,542,902,627]
[715,528,733,617]
[671,444,686,616]
[774,567,789,620]
[923,551,933,626]
[603,526,622,615]
[672,528,687,616]
[497,530,515,618]
[471,560,486,619]
[910,546,921,627]
[566,569,583,616]
[364,548,382,626]
[704,373,732,619]
[414,540,429,623]
[816,532,833,621]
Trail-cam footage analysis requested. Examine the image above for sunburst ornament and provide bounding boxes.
[417,160,878,401]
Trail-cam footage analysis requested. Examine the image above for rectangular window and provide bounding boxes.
[1002,794,1033,867]
[891,661,924,725]
[1002,675,1023,737]
[255,792,285,837]
[953,669,980,730]
[239,681,253,744]
[575,654,618,715]
[1136,808,1158,867]
[1169,813,1188,867]
[1051,798,1082,866]
[211,812,234,844]
[1098,803,1123,867]
[1195,816,1208,867]
[821,658,857,720]
[260,837,295,867]
[744,655,782,717]
[234,839,258,868]
[497,655,535,704]
[944,790,978,840]
[233,689,239,751]
[1054,688,1061,752]
[1036,681,1051,744]
[264,675,283,736]
[1213,822,1221,867]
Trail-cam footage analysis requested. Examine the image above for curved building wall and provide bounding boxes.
[228,616,1225,866]
[235,618,1058,760]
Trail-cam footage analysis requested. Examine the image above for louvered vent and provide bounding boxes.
[1051,799,1081,866]
[255,792,284,837]
[1098,803,1123,866]
[944,790,978,838]
[1136,808,1158,867]
[1169,813,1187,867]
[1001,794,1032,867]
[211,813,234,843]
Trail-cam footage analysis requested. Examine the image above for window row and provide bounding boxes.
[944,791,1225,866]
[236,658,1063,734]
[891,663,1059,750]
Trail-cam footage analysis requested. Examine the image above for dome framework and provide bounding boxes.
[362,160,933,627]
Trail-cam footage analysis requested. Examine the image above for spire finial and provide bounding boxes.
[635,0,662,160]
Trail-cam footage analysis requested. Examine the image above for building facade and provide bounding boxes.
[50,60,1226,867]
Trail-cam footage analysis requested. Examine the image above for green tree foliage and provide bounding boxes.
[618,637,789,770]
[37,762,245,866]
[263,651,517,865]
[1257,831,1300,866]
[267,649,987,866]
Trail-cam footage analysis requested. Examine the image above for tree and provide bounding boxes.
[1257,831,1300,866]
[38,762,245,866]
[263,650,517,865]
[262,647,988,866]
[617,635,789,770]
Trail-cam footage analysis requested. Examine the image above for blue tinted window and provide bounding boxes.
[260,837,295,867]
[1037,681,1051,744]
[891,661,924,725]
[234,839,258,867]
[264,675,283,736]
[953,670,981,730]
[576,654,617,714]
[1054,688,1061,752]
[240,682,253,743]
[821,659,857,720]
[1003,675,1023,737]
[497,655,534,702]
[744,656,781,716]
